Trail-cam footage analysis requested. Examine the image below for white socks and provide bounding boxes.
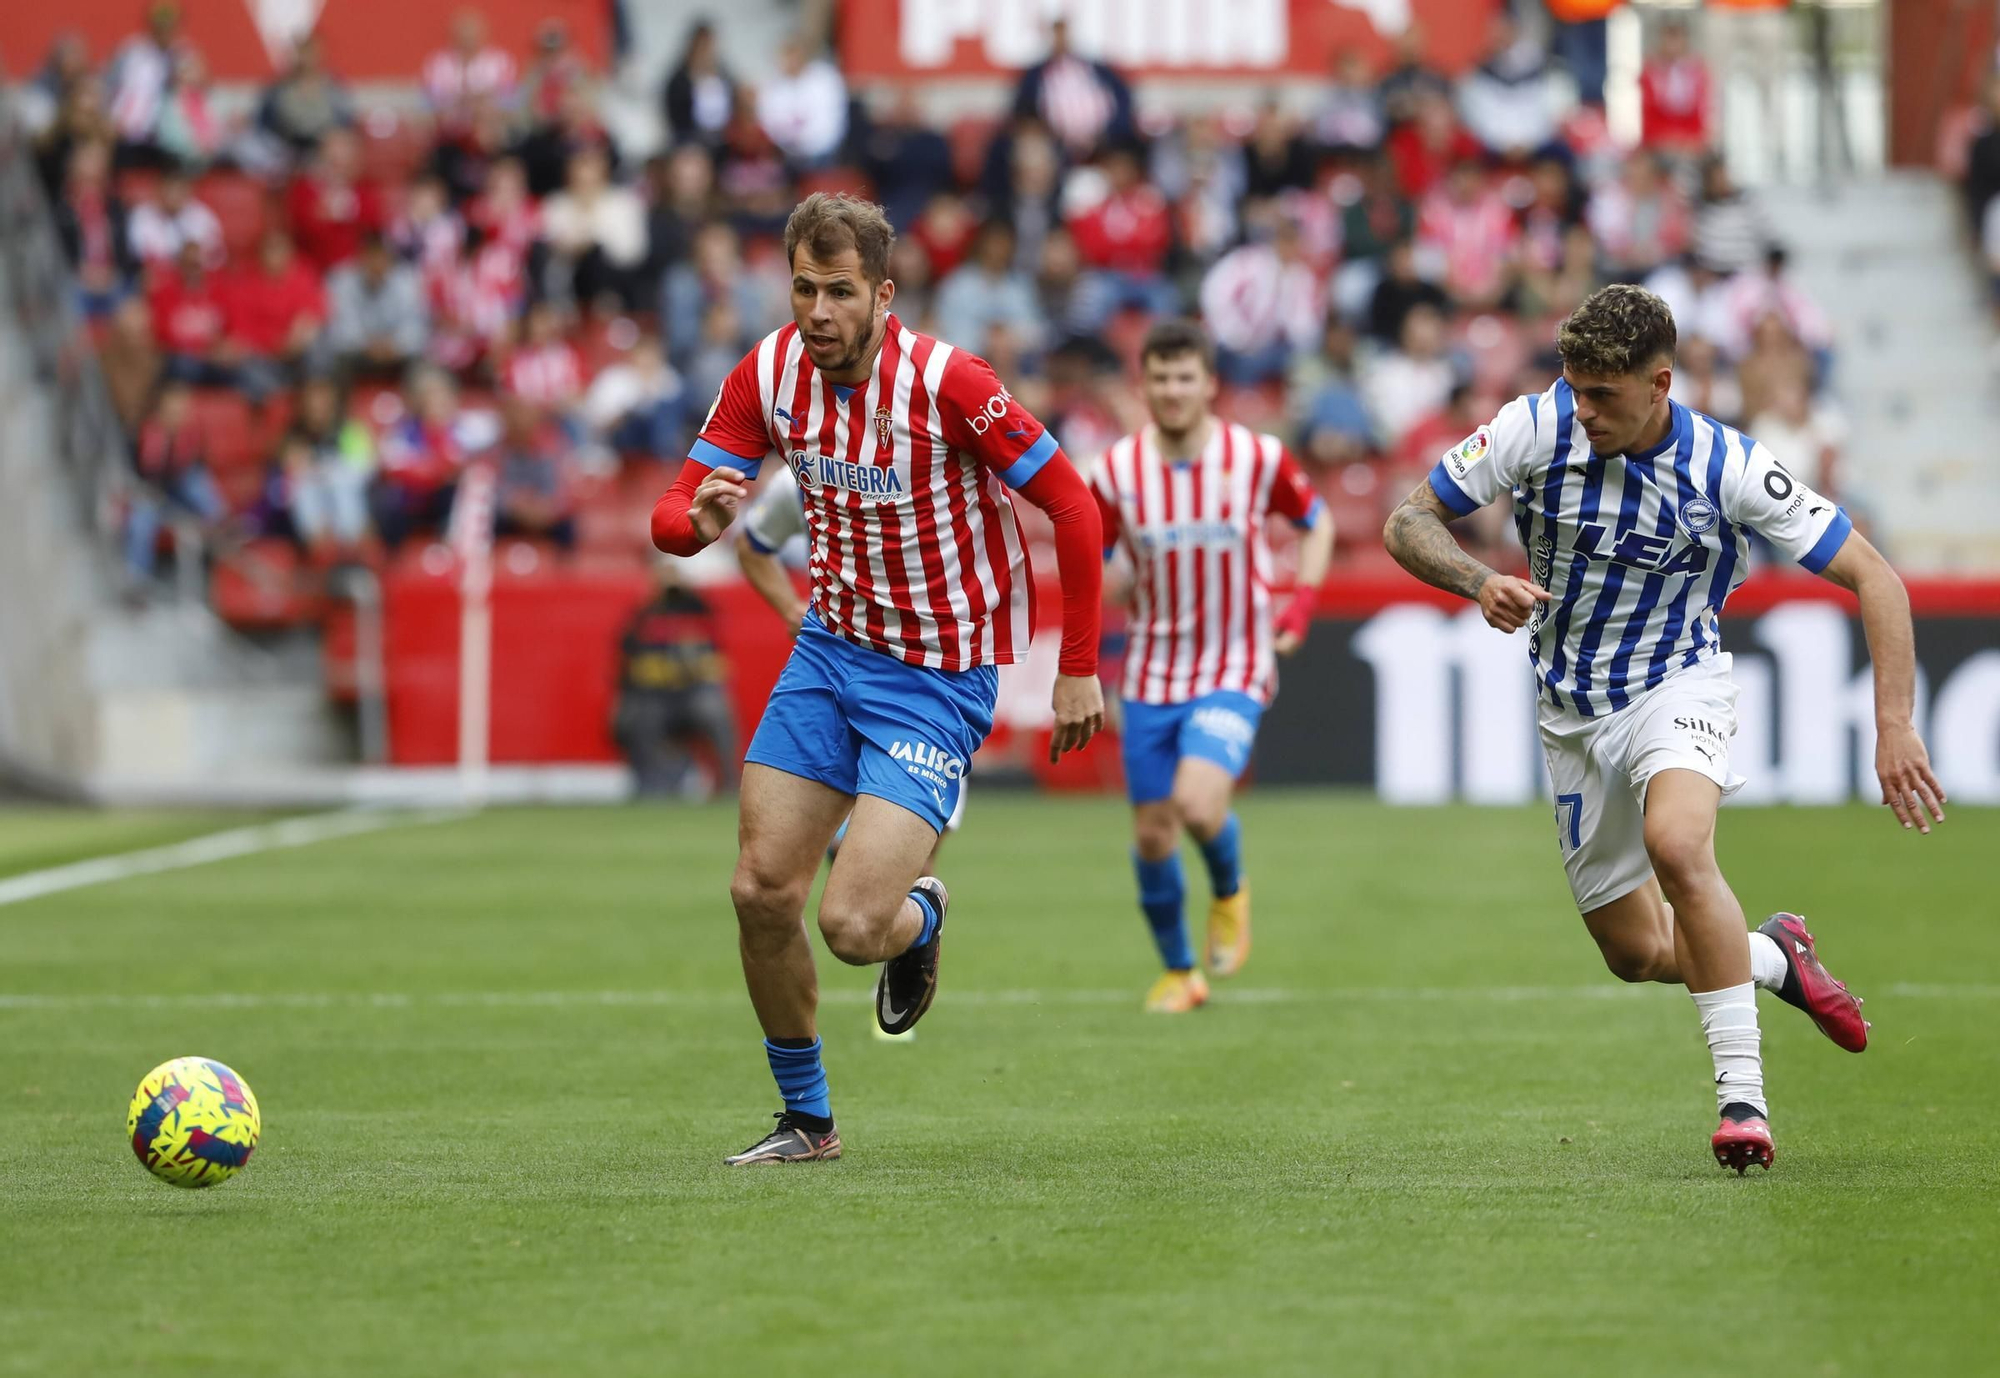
[1748,931,1789,993]
[1692,983,1765,1116]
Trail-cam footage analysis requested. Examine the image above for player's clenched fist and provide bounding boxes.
[1477,574,1551,633]
[1049,674,1104,762]
[690,466,752,543]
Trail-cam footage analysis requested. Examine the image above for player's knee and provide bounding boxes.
[729,864,808,933]
[1173,788,1226,840]
[1600,940,1667,983]
[1133,818,1178,861]
[815,900,881,966]
[1643,826,1716,901]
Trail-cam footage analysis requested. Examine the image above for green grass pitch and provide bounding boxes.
[1,795,1995,1376]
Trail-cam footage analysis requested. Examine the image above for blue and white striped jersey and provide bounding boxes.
[1429,379,1853,718]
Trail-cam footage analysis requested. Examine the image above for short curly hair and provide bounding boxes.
[1556,284,1678,378]
[784,192,895,284]
[1139,317,1215,373]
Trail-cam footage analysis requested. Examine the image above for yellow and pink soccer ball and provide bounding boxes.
[127,1057,261,1188]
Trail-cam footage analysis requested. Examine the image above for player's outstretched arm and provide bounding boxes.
[1015,454,1106,760]
[650,462,751,556]
[1816,531,1946,833]
[1275,507,1336,656]
[1383,479,1549,633]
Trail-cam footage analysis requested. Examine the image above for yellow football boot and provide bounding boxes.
[1206,882,1251,978]
[1143,969,1210,1013]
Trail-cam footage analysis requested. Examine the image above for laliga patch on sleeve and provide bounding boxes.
[1443,427,1491,479]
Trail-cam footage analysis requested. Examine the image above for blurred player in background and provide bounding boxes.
[1091,320,1334,1013]
[1384,284,1944,1172]
[734,466,966,872]
[653,193,1105,1164]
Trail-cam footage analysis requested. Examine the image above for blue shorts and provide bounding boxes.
[1119,691,1265,805]
[745,613,997,833]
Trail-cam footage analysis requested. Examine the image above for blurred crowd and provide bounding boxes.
[15,1,1845,599]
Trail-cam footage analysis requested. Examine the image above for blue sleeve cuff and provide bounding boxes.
[1427,461,1479,517]
[690,436,763,478]
[740,524,777,555]
[997,430,1059,489]
[1799,508,1853,573]
[1296,496,1327,529]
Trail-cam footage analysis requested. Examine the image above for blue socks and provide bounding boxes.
[906,886,942,953]
[1198,813,1243,899]
[764,1037,831,1124]
[1134,850,1194,971]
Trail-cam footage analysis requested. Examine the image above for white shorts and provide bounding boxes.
[1538,655,1745,913]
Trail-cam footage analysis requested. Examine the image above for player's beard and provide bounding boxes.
[824,310,880,376]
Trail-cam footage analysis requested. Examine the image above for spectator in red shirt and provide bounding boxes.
[1067,143,1180,328]
[428,221,526,373]
[1639,18,1712,161]
[1385,90,1483,202]
[222,230,327,394]
[908,191,978,281]
[503,299,587,439]
[148,241,232,384]
[370,365,469,549]
[463,155,542,257]
[125,379,228,586]
[286,128,384,273]
[1415,157,1519,310]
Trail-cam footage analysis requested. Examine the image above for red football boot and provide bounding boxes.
[1712,1103,1775,1175]
[1759,914,1869,1052]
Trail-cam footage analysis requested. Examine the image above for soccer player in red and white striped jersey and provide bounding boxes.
[651,194,1105,1163]
[1090,320,1334,1013]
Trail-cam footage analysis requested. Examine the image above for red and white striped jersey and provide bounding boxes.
[1091,422,1321,706]
[422,47,520,120]
[694,314,1060,671]
[504,342,584,409]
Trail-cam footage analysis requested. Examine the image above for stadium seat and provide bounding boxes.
[195,171,271,259]
[1322,461,1389,551]
[211,539,324,630]
[947,114,1004,190]
[187,389,259,472]
[359,110,434,187]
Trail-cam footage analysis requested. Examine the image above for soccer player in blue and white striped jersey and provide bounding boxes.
[1384,285,1947,1173]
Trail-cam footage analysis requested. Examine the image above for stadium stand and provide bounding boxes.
[1,0,1922,773]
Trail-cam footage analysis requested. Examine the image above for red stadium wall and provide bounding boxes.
[376,570,2000,808]
[0,0,609,80]
[837,0,1499,80]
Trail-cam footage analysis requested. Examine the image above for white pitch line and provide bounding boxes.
[0,983,1992,1013]
[0,807,470,909]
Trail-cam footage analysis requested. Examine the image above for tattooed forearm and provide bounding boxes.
[1383,488,1498,603]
